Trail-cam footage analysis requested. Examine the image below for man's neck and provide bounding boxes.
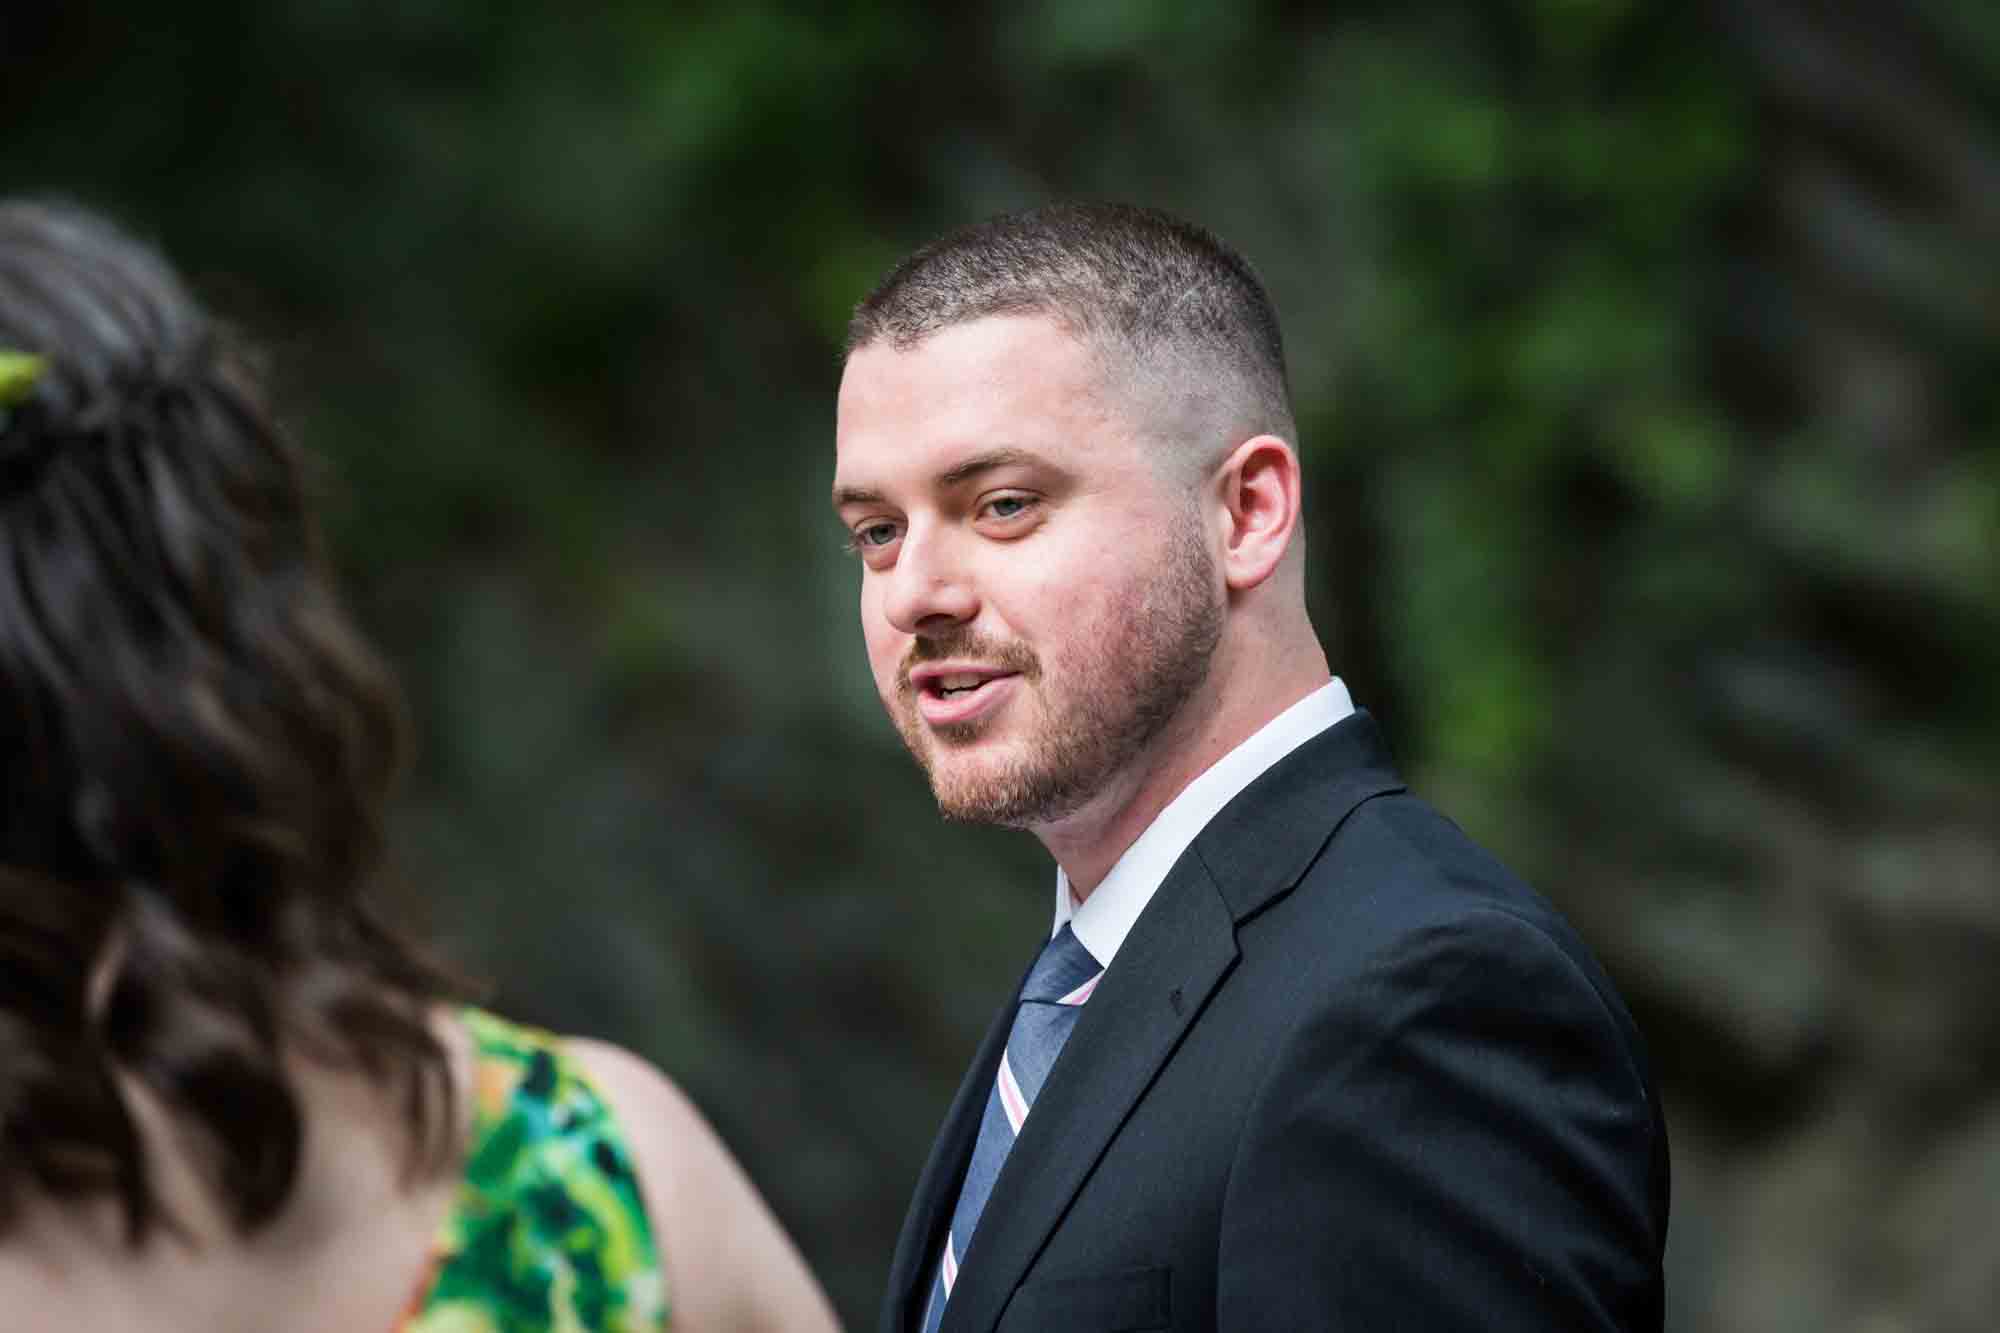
[1037,665,1333,902]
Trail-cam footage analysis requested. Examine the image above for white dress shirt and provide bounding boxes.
[1055,677,1355,967]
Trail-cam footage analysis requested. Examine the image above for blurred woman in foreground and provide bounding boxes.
[0,199,839,1333]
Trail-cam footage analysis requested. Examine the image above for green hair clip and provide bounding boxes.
[0,351,47,410]
[0,352,47,440]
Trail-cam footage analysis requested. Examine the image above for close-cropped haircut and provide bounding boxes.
[846,203,1297,461]
[0,200,462,1244]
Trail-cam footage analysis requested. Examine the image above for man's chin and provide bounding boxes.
[899,710,1011,774]
[923,751,1019,820]
[923,753,1099,829]
[933,786,1052,829]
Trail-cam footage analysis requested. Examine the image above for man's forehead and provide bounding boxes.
[839,319,1088,438]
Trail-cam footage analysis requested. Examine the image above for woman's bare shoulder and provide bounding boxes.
[563,1039,842,1333]
[564,1038,713,1163]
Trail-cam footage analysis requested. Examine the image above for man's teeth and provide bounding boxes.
[938,674,986,695]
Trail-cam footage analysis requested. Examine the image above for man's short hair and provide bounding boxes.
[847,203,1297,463]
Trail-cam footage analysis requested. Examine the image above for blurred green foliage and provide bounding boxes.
[5,2,1996,1327]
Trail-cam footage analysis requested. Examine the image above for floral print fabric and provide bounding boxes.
[399,1007,668,1332]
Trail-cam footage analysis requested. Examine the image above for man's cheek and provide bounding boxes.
[863,636,904,704]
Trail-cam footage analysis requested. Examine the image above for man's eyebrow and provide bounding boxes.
[831,482,885,509]
[832,447,1055,510]
[935,447,1049,489]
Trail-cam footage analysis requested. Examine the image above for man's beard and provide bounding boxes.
[891,515,1223,828]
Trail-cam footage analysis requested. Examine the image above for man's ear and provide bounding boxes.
[1213,434,1302,592]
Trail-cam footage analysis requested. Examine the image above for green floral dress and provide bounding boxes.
[398,1008,669,1333]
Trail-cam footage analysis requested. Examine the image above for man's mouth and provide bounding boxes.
[908,666,1024,727]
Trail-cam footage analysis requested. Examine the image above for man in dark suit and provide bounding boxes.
[832,203,1669,1331]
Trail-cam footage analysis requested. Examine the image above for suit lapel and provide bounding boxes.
[939,855,1239,1333]
[932,712,1407,1333]
[880,959,1027,1333]
[1192,710,1406,923]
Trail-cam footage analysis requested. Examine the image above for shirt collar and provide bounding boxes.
[1054,677,1354,966]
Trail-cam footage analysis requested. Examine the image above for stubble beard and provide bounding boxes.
[892,516,1223,828]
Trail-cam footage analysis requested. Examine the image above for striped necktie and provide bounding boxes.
[919,923,1103,1333]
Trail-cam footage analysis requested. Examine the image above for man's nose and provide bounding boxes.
[881,526,979,636]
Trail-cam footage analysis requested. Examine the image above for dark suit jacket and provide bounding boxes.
[880,712,1669,1332]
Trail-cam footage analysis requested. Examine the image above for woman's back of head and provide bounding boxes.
[0,199,459,1252]
[0,200,848,1333]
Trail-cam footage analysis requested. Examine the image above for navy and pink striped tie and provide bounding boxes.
[919,923,1103,1333]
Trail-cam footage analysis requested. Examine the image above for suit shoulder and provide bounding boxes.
[1246,790,1643,1042]
[1298,789,1570,937]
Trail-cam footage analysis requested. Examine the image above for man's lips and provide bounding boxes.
[907,663,1023,727]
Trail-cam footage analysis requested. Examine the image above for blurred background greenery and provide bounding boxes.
[6,1,1997,1328]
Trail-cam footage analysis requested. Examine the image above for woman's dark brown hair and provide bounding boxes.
[0,200,461,1242]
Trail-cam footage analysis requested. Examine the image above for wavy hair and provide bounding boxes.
[0,200,463,1242]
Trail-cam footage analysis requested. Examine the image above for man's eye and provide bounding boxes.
[851,521,900,550]
[984,495,1034,520]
